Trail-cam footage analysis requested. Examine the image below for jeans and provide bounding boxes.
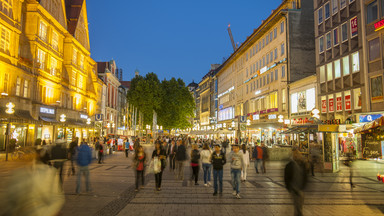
[155,171,163,188]
[135,170,144,189]
[191,165,199,183]
[254,159,263,173]
[76,166,91,193]
[176,161,184,180]
[213,169,223,193]
[231,169,241,194]
[202,163,211,184]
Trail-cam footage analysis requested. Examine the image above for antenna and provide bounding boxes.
[227,24,237,51]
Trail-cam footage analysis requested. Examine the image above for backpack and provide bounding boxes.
[191,150,200,163]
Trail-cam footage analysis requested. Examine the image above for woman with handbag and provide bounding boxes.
[133,146,146,192]
[152,141,167,191]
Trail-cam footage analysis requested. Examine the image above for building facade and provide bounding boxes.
[216,0,316,145]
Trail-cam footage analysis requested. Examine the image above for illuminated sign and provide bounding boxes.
[5,102,15,114]
[359,114,383,123]
[268,114,277,119]
[351,16,358,37]
[260,66,267,74]
[218,86,234,98]
[375,19,384,31]
[60,114,66,122]
[80,114,88,119]
[40,107,55,114]
[253,114,259,120]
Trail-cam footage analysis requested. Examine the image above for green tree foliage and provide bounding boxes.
[127,74,195,130]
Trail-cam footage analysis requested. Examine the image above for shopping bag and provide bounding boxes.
[153,157,162,174]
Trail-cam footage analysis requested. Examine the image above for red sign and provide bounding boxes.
[375,19,384,30]
[321,99,327,113]
[336,97,342,111]
[329,98,334,112]
[351,17,358,37]
[345,95,351,110]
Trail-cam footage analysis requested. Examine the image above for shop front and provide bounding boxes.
[354,116,384,159]
[38,106,58,145]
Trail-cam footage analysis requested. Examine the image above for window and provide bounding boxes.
[72,48,77,65]
[332,0,338,15]
[350,0,355,3]
[352,51,360,72]
[78,75,84,89]
[266,35,269,45]
[340,0,347,9]
[371,76,383,102]
[319,37,324,53]
[280,21,284,33]
[266,54,269,65]
[267,74,270,84]
[246,85,248,94]
[256,44,258,53]
[263,76,266,86]
[341,22,348,42]
[0,26,10,52]
[326,32,332,50]
[0,0,13,17]
[334,59,341,78]
[269,32,273,43]
[282,65,286,78]
[369,38,380,61]
[282,88,286,110]
[274,48,277,60]
[80,54,84,69]
[3,73,8,93]
[71,71,76,86]
[270,72,274,82]
[37,49,46,70]
[246,53,248,61]
[23,80,28,98]
[318,7,323,24]
[256,62,258,71]
[52,31,59,51]
[39,21,47,42]
[15,77,21,96]
[333,28,339,45]
[350,17,358,38]
[263,56,265,67]
[50,57,57,76]
[257,79,259,88]
[281,43,285,55]
[320,65,326,83]
[327,62,333,81]
[353,88,361,109]
[367,0,378,24]
[262,38,265,48]
[270,51,273,62]
[342,55,350,76]
[246,68,248,77]
[259,42,261,50]
[275,69,278,81]
[325,3,330,19]
[274,28,277,39]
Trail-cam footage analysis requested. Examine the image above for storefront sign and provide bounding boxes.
[351,16,358,37]
[345,94,351,110]
[268,114,277,119]
[362,133,383,158]
[321,119,341,125]
[321,99,327,113]
[95,114,103,121]
[338,125,347,132]
[260,110,267,114]
[253,114,260,120]
[359,114,383,123]
[80,114,88,119]
[336,96,342,111]
[328,98,334,112]
[374,19,384,31]
[318,125,339,132]
[218,86,234,98]
[284,119,290,124]
[40,107,55,115]
[267,108,278,113]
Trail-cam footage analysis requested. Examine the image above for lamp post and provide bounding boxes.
[5,102,15,161]
[60,114,66,139]
[246,119,251,145]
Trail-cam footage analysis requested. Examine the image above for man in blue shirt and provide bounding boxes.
[76,140,92,194]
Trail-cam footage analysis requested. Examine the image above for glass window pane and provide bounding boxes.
[334,59,341,78]
[319,37,324,53]
[326,32,331,49]
[327,63,333,81]
[342,23,348,41]
[333,28,339,45]
[369,38,380,61]
[367,0,378,24]
[325,3,330,19]
[343,56,350,76]
[332,0,338,15]
[320,66,325,83]
[352,51,360,72]
[318,8,323,24]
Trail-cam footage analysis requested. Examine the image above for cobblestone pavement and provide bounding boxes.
[1,147,384,216]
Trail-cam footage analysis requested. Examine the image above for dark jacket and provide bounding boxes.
[284,159,307,192]
[76,144,92,166]
[190,149,200,164]
[262,146,269,160]
[175,144,186,161]
[211,152,226,170]
[51,145,67,160]
[152,148,167,170]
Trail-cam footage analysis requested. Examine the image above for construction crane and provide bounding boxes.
[227,24,237,51]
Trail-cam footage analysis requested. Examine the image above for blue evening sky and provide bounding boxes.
[87,0,283,85]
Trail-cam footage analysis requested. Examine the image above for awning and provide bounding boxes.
[66,118,86,126]
[0,107,37,123]
[354,116,384,133]
[40,116,58,123]
[281,125,318,134]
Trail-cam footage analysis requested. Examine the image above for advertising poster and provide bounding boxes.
[345,94,351,110]
[336,96,342,111]
[321,99,327,113]
[351,16,358,37]
[297,91,306,112]
[371,76,383,102]
[329,98,334,112]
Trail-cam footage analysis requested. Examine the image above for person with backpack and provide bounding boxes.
[211,144,226,196]
[190,144,201,185]
[252,144,263,174]
[76,140,92,194]
[284,149,307,216]
[133,146,146,191]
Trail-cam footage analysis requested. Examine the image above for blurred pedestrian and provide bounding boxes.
[345,148,355,188]
[284,150,307,216]
[229,144,244,199]
[76,140,92,194]
[261,142,269,173]
[190,144,200,185]
[97,139,104,164]
[211,144,226,196]
[201,144,212,186]
[152,142,166,191]
[68,137,79,175]
[175,140,187,180]
[222,138,229,155]
[133,146,146,191]
[50,139,67,185]
[241,144,250,182]
[167,139,177,172]
[125,138,130,158]
[252,144,263,174]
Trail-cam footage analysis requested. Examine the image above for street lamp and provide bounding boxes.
[231,120,235,128]
[246,119,251,144]
[4,102,15,161]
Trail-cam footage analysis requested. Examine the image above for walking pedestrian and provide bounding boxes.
[68,137,79,175]
[221,138,229,155]
[167,139,177,172]
[124,138,130,158]
[175,140,187,180]
[190,144,200,185]
[252,144,263,174]
[211,144,226,196]
[51,139,67,185]
[228,144,244,199]
[261,142,268,173]
[201,144,212,186]
[152,142,166,191]
[97,139,104,164]
[76,140,92,194]
[241,144,250,182]
[133,146,146,191]
[284,150,307,216]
